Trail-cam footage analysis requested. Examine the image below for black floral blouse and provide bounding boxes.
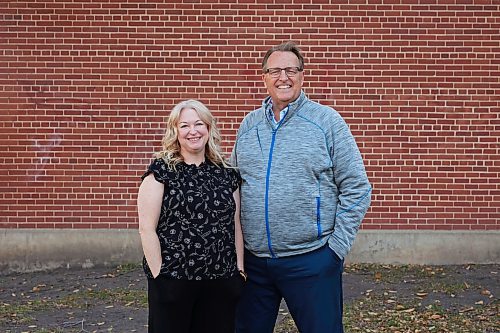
[141,158,241,280]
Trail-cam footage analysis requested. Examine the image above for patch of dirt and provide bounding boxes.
[0,263,498,333]
[0,264,148,332]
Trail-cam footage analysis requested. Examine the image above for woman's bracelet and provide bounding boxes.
[239,269,247,282]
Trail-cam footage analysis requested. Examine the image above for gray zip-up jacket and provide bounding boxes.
[232,92,372,259]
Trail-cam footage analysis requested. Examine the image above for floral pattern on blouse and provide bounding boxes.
[141,158,241,280]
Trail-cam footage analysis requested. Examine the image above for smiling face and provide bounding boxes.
[263,51,304,112]
[177,107,209,161]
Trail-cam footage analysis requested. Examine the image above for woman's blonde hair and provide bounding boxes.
[157,99,229,169]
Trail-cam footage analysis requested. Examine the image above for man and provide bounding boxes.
[232,41,372,333]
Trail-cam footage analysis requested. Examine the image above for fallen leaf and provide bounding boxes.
[459,306,474,313]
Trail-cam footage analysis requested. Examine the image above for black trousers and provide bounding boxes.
[147,275,243,333]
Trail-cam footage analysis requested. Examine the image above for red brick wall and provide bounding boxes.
[1,1,498,231]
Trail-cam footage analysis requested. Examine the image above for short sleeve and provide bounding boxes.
[141,158,169,184]
[229,168,241,192]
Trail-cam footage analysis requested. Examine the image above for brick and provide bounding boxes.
[0,1,498,231]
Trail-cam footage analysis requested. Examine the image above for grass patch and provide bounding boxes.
[0,288,147,326]
[115,262,142,275]
[273,296,500,333]
[344,294,499,332]
[65,288,148,307]
[346,264,474,297]
[428,280,469,295]
[345,264,453,284]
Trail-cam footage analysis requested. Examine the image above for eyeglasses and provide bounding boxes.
[264,67,303,78]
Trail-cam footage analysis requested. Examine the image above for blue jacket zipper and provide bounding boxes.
[264,128,278,258]
[264,106,289,258]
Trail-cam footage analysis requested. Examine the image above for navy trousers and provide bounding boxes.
[235,244,344,333]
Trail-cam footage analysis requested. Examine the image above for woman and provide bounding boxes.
[137,99,245,333]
